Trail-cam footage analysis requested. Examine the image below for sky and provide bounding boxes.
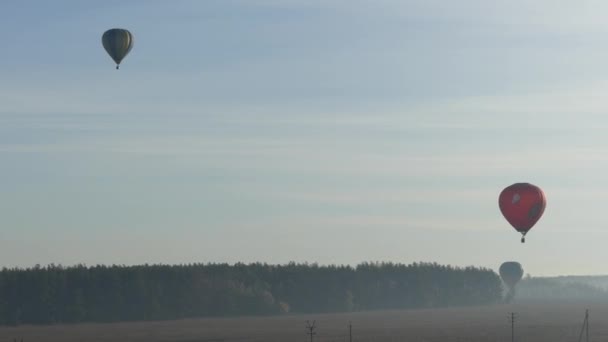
[2,1,608,276]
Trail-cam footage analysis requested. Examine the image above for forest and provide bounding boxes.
[516,276,608,302]
[0,262,502,325]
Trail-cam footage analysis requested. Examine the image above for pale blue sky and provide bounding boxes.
[3,1,608,276]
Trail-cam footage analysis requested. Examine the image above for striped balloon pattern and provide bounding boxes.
[102,28,134,69]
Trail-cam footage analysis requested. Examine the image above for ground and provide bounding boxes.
[0,302,600,342]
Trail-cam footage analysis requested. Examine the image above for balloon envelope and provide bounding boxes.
[499,183,546,235]
[102,28,133,69]
[499,261,524,290]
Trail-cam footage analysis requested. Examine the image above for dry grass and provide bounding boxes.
[0,302,603,342]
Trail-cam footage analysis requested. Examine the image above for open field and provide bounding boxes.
[0,302,602,342]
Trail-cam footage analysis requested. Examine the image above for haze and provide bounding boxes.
[2,1,608,276]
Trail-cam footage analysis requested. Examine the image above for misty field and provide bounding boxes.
[0,302,604,342]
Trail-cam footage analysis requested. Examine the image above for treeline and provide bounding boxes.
[0,262,502,325]
[516,276,608,302]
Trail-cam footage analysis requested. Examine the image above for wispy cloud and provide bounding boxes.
[4,1,608,274]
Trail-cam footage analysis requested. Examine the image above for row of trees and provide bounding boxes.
[516,276,608,302]
[0,262,502,325]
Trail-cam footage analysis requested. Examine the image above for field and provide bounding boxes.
[0,302,603,342]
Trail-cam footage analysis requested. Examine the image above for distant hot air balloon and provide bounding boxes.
[499,183,546,243]
[102,28,134,69]
[499,261,523,303]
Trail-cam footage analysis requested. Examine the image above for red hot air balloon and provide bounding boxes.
[499,183,546,243]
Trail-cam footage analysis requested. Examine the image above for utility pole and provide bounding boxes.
[578,309,589,342]
[349,321,352,342]
[306,320,317,342]
[587,309,590,342]
[509,312,516,342]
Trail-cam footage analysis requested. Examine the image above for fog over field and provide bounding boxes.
[0,302,601,342]
[0,264,606,341]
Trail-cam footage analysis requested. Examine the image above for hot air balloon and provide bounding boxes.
[102,28,134,69]
[499,261,523,303]
[499,183,546,243]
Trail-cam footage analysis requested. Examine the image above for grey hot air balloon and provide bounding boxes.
[102,29,134,69]
[499,261,524,303]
